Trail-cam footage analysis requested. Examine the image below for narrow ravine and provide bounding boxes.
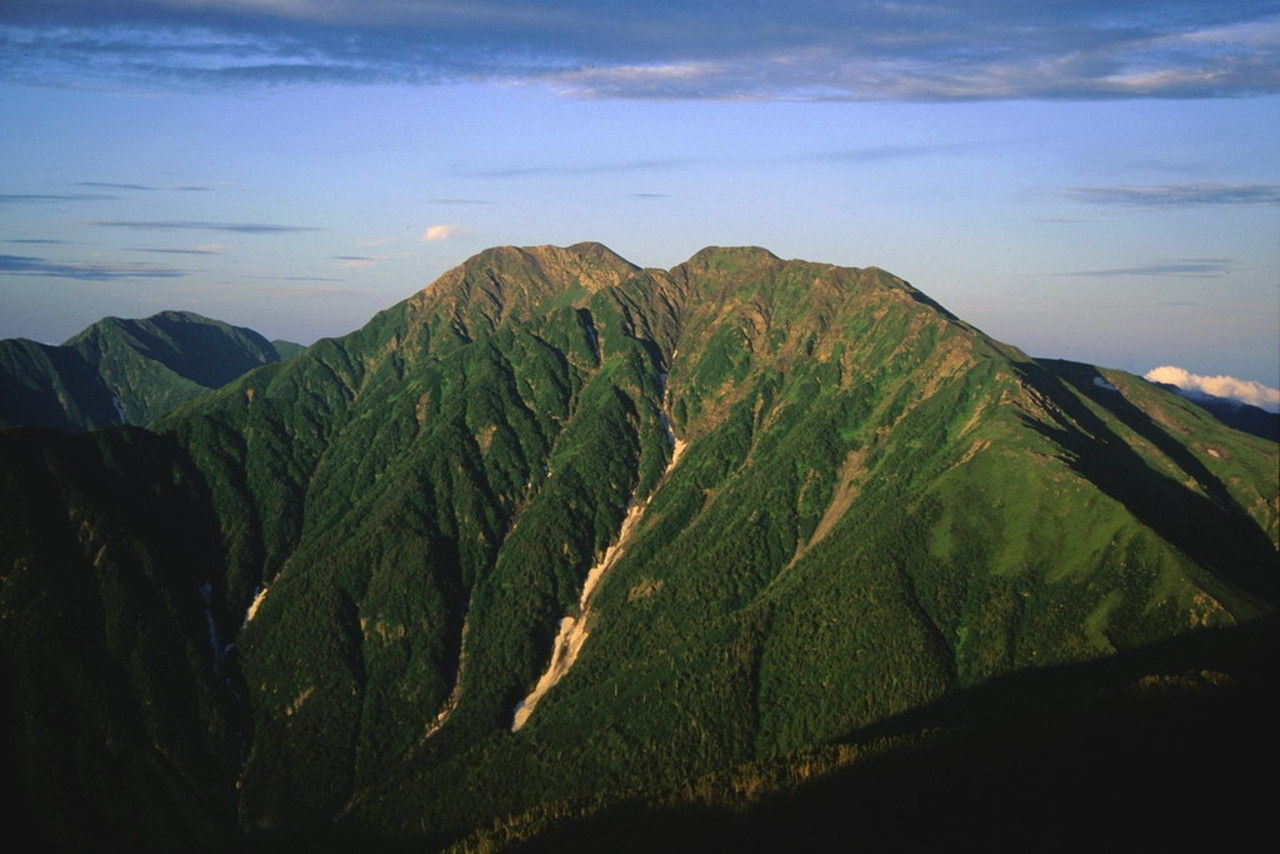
[512,395,686,732]
[197,581,229,677]
[422,615,471,741]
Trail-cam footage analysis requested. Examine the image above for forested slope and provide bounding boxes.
[2,243,1274,849]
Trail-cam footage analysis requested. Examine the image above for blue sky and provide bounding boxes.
[2,1,1277,391]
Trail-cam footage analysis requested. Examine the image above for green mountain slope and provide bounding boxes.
[65,310,284,424]
[0,310,286,431]
[0,338,120,431]
[2,243,1275,848]
[271,339,307,361]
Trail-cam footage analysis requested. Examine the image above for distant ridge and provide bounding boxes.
[1148,381,1279,441]
[0,310,299,431]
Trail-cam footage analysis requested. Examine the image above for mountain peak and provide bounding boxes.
[405,242,645,337]
[462,242,639,282]
[148,309,216,324]
[3,309,282,430]
[680,245,782,270]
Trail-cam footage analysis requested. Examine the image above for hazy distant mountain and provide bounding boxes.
[271,339,307,361]
[1148,381,1279,442]
[2,244,1274,850]
[0,310,296,430]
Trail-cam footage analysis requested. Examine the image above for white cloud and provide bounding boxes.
[1145,366,1280,413]
[421,224,463,242]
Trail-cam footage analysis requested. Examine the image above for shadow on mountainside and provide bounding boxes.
[2,425,244,852]
[1013,360,1276,605]
[495,619,1277,853]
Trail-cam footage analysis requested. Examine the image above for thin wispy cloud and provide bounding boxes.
[276,287,364,297]
[429,198,491,205]
[1064,258,1234,278]
[242,275,347,283]
[334,248,419,267]
[7,1,1270,101]
[0,193,116,202]
[1065,184,1280,207]
[630,192,669,199]
[468,158,693,178]
[90,220,322,233]
[470,144,985,182]
[334,254,375,268]
[0,253,186,281]
[75,181,213,192]
[131,246,225,255]
[817,142,984,162]
[76,181,156,191]
[5,238,70,244]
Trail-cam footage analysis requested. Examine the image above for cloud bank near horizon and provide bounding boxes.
[2,1,1277,101]
[1145,365,1280,412]
[1066,184,1280,207]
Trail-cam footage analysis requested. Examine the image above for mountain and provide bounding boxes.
[1,243,1275,850]
[271,339,308,361]
[1149,381,1279,442]
[0,310,297,431]
[0,337,121,431]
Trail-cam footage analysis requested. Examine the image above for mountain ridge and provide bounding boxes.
[0,309,301,431]
[2,242,1275,849]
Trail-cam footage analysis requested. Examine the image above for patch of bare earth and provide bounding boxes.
[790,447,867,566]
[512,437,687,731]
